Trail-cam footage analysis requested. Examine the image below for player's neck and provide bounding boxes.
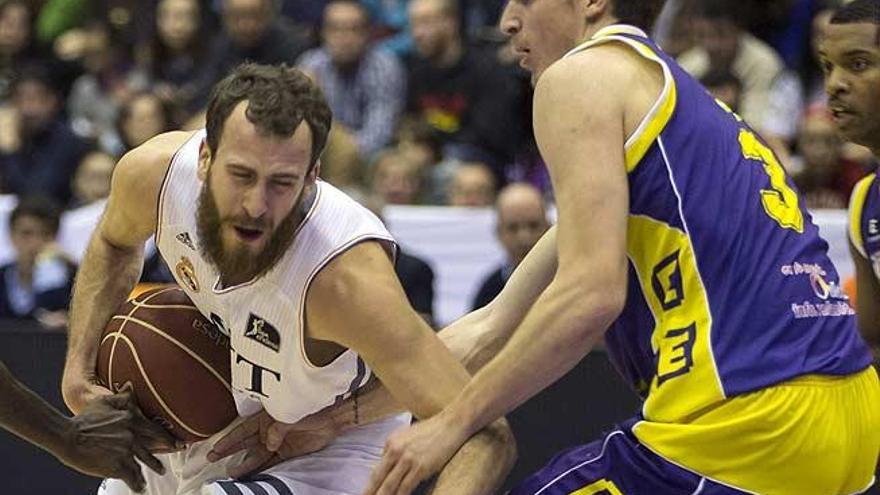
[578,17,627,45]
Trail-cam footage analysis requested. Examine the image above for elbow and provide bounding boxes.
[557,277,626,340]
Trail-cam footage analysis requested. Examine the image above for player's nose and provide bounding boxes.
[499,2,521,37]
[242,184,269,219]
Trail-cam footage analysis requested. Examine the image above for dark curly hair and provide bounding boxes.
[205,63,333,170]
[611,0,667,30]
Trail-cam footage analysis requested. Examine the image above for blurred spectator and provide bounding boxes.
[472,183,548,310]
[359,193,436,325]
[371,149,423,205]
[0,0,41,102]
[70,149,114,209]
[791,105,865,209]
[113,91,174,154]
[678,0,788,133]
[134,0,212,119]
[701,69,742,111]
[194,0,311,109]
[362,0,412,56]
[298,0,405,157]
[319,126,365,188]
[406,0,524,177]
[804,1,838,105]
[448,161,496,207]
[0,196,75,329]
[58,150,114,263]
[66,21,142,148]
[393,117,451,203]
[0,64,89,206]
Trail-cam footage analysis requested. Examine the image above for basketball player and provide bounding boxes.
[360,0,880,493]
[822,0,880,354]
[60,64,514,495]
[0,361,173,491]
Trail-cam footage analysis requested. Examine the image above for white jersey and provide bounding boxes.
[156,130,395,424]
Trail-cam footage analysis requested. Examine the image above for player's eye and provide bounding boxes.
[851,58,871,72]
[820,60,833,75]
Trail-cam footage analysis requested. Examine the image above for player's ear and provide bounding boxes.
[584,0,611,23]
[308,159,321,182]
[197,139,211,181]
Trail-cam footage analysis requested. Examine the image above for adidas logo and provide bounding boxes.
[176,232,195,251]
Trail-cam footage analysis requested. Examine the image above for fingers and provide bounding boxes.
[397,467,425,495]
[132,443,166,476]
[265,421,293,452]
[128,404,179,452]
[364,448,396,495]
[371,459,409,495]
[118,458,146,494]
[208,416,263,461]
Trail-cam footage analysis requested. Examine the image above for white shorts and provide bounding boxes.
[98,413,411,495]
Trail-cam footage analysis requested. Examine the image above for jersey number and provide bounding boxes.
[738,129,804,233]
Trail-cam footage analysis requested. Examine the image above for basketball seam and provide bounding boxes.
[109,314,232,392]
[114,333,212,439]
[108,286,184,387]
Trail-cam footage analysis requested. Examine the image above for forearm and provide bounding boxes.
[0,361,71,457]
[63,234,144,412]
[429,419,516,495]
[449,281,616,439]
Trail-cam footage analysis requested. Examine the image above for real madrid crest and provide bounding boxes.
[175,256,200,293]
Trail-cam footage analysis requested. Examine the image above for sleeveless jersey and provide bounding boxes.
[156,130,395,424]
[849,172,880,281]
[564,25,872,425]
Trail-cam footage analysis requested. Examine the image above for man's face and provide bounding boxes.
[122,95,167,148]
[692,17,740,69]
[158,0,201,51]
[409,0,457,60]
[449,165,496,207]
[196,102,316,284]
[13,80,58,136]
[496,191,548,265]
[372,156,420,205]
[74,152,115,204]
[818,22,880,153]
[11,215,53,266]
[323,3,370,67]
[499,0,587,84]
[0,3,30,56]
[798,114,841,171]
[223,0,272,48]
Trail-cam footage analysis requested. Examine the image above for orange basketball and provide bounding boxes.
[96,285,237,443]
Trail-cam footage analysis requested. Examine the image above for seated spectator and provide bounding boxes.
[58,150,115,262]
[701,69,742,112]
[0,196,76,329]
[361,0,413,56]
[370,149,423,205]
[192,0,311,109]
[448,161,496,207]
[134,0,212,120]
[791,106,865,209]
[69,149,114,209]
[0,64,89,206]
[66,21,142,148]
[406,0,524,177]
[299,0,405,157]
[113,91,175,155]
[678,0,788,133]
[0,0,42,103]
[472,182,548,309]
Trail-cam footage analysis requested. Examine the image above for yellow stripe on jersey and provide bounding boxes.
[626,215,725,422]
[570,480,624,495]
[634,367,880,495]
[848,173,876,259]
[564,27,677,174]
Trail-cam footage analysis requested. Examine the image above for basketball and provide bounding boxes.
[96,285,237,443]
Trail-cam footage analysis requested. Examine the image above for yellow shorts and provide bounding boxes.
[633,367,880,495]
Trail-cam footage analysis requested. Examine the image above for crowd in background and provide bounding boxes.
[0,0,875,327]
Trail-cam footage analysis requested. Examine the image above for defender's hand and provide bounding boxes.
[364,412,468,495]
[58,389,176,492]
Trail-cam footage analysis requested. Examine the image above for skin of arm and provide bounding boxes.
[365,43,664,493]
[61,132,191,422]
[305,241,515,494]
[0,361,166,491]
[849,241,880,356]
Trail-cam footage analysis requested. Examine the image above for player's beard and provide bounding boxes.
[196,179,306,287]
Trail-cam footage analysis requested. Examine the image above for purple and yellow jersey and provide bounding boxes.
[849,172,880,282]
[565,26,873,426]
